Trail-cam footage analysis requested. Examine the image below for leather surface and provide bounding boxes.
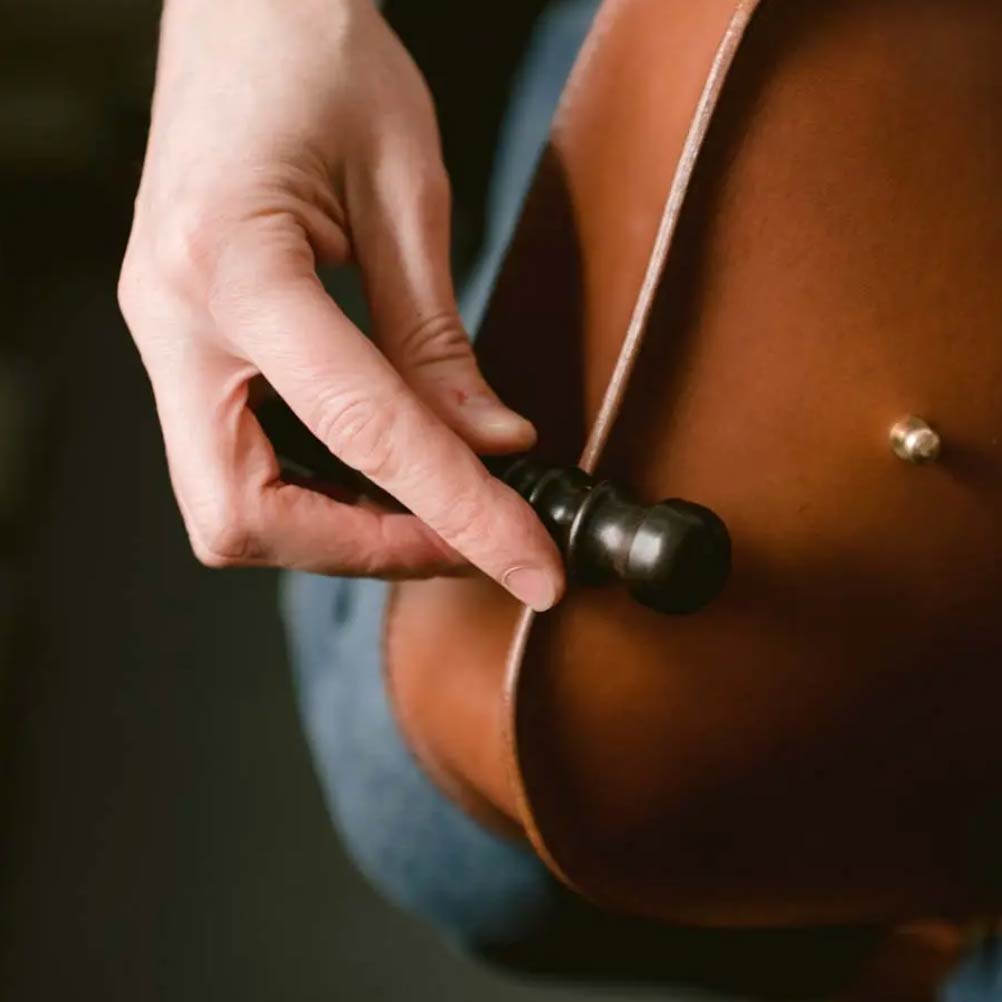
[386,0,1002,933]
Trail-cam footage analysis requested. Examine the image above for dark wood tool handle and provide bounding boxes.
[255,396,730,614]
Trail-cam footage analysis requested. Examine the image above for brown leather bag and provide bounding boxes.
[385,0,1002,929]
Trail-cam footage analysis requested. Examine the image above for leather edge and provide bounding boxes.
[504,0,768,895]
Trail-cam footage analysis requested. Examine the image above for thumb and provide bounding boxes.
[351,162,536,454]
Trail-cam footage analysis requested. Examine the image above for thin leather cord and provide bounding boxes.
[506,0,766,888]
[578,0,763,473]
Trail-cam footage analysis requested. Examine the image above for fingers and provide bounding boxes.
[348,157,537,456]
[210,225,565,609]
[255,483,464,578]
[146,336,461,577]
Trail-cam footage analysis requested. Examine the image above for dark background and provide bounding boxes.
[0,1,667,999]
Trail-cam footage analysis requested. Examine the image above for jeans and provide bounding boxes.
[280,2,999,998]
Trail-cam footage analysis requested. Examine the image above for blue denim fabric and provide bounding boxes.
[460,0,604,335]
[280,574,560,949]
[941,938,1002,1002]
[280,1,999,997]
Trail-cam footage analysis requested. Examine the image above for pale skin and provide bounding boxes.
[119,0,564,611]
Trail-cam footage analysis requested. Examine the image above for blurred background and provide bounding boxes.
[0,1,657,998]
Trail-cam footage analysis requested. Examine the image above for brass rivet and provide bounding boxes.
[890,416,941,464]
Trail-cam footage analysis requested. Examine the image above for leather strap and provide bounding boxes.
[504,0,765,888]
[579,0,763,472]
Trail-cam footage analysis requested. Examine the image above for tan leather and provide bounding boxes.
[386,0,1002,936]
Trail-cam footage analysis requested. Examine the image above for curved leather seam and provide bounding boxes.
[504,0,768,893]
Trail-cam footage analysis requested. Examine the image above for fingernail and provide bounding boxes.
[462,395,535,439]
[502,565,557,612]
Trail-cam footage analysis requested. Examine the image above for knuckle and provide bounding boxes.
[188,497,262,568]
[311,392,399,482]
[150,205,221,299]
[191,540,239,570]
[432,483,492,548]
[396,311,472,370]
[116,258,143,324]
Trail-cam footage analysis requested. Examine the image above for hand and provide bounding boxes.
[118,0,563,610]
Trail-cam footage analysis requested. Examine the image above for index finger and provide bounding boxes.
[212,241,565,611]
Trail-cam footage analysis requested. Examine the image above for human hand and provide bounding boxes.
[118,0,563,610]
